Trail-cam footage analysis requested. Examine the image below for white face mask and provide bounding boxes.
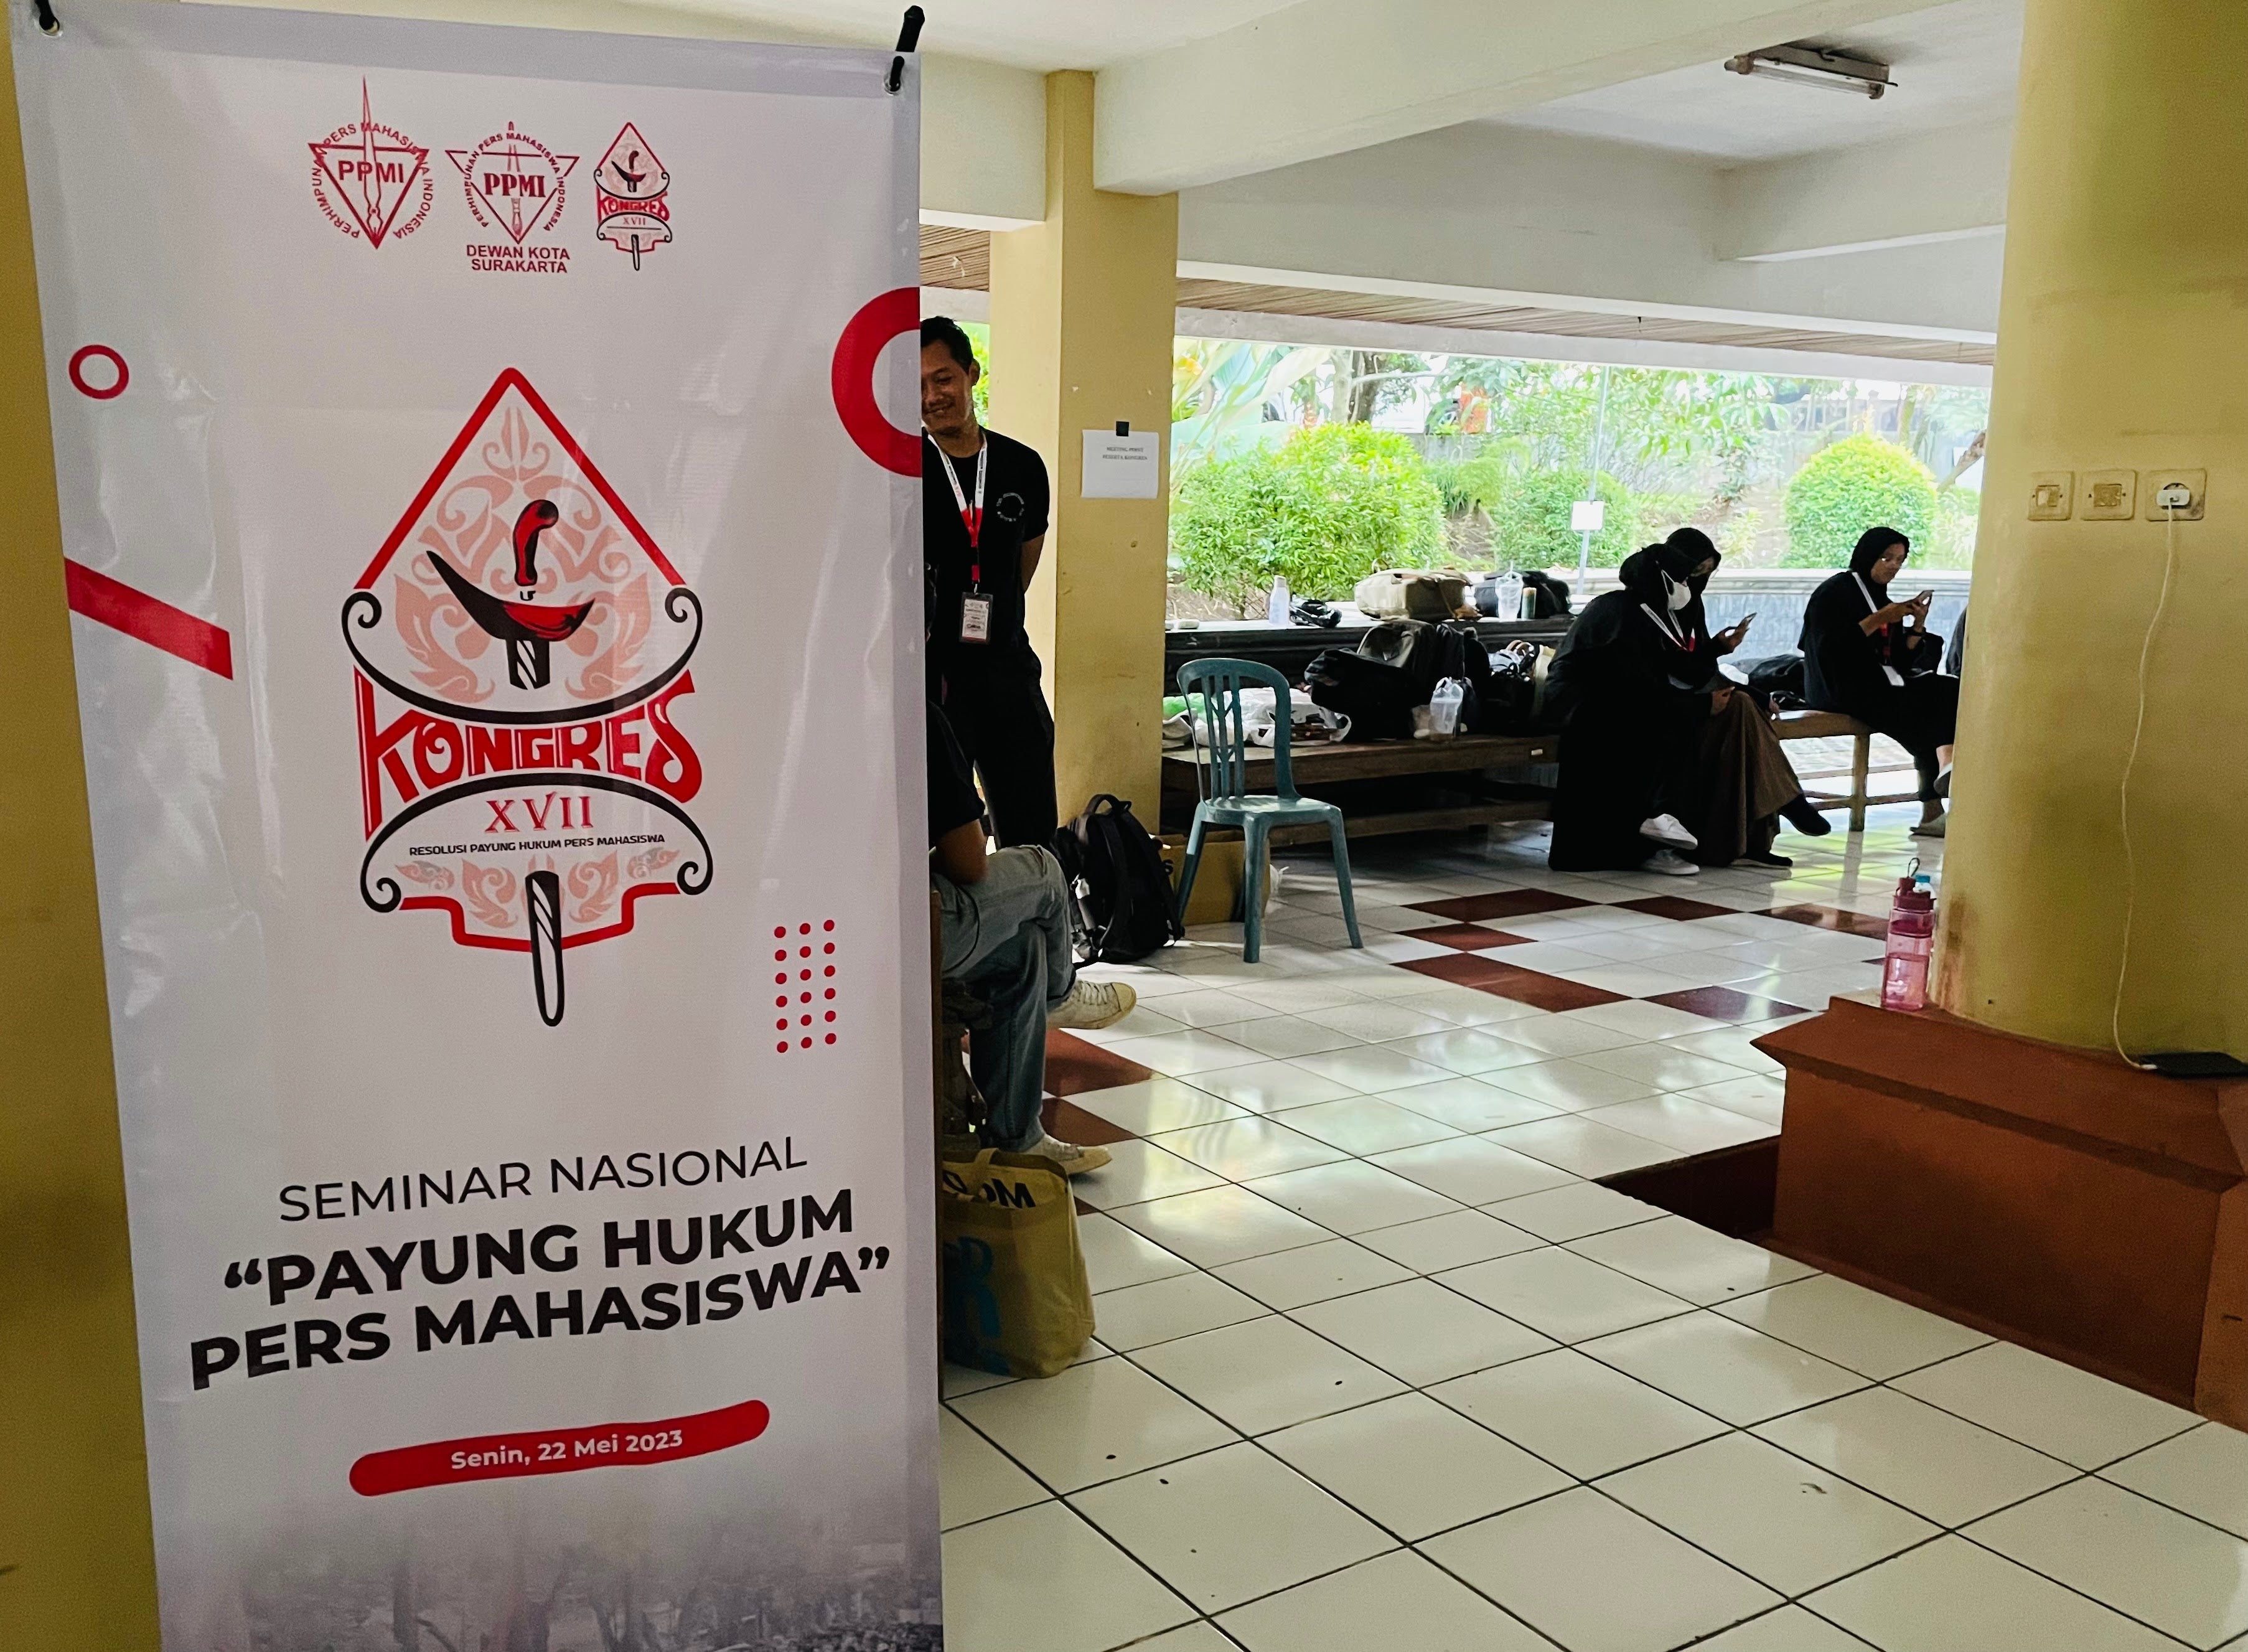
[1663,573,1692,612]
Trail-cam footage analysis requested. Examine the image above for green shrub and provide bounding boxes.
[1782,436,1937,568]
[1921,486,1980,570]
[1489,469,1640,570]
[1170,423,1445,614]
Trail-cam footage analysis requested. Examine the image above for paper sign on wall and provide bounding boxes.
[1081,428,1161,498]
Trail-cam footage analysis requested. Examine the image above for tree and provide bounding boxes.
[1782,435,1939,568]
[1487,468,1641,570]
[1170,339,1323,477]
[1170,423,1445,614]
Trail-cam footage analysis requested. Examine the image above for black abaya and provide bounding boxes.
[1800,565,1959,786]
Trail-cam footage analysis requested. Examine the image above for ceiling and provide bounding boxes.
[658,0,1303,69]
[1487,0,2022,161]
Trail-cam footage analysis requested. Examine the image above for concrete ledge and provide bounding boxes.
[1758,998,2248,1423]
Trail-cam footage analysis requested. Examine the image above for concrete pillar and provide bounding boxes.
[986,70,1178,824]
[1936,0,2248,1054]
[0,29,163,1651]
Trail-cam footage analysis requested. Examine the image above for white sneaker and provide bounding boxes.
[1048,977,1137,1030]
[1639,814,1698,851]
[1911,813,1948,839]
[1025,1135,1112,1176]
[1641,849,1700,877]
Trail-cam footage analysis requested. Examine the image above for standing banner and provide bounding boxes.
[13,1,939,1645]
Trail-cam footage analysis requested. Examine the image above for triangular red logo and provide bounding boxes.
[309,83,429,248]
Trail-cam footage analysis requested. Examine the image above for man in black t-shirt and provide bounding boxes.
[922,316,1057,848]
[929,703,1131,1174]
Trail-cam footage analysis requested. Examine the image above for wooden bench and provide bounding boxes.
[1772,709,1921,833]
[1161,731,1558,847]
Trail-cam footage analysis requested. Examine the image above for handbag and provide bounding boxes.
[939,1148,1096,1379]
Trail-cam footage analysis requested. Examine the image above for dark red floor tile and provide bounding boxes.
[1464,964,1626,1011]
[1400,952,1522,987]
[1043,1030,1154,1097]
[1645,986,1810,1022]
[1614,895,1737,922]
[1403,924,1534,951]
[1766,903,1891,939]
[1042,1095,1137,1147]
[1408,890,1595,922]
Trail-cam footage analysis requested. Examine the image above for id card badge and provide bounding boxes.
[960,594,993,644]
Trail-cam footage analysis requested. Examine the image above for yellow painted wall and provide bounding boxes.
[1936,0,2248,1053]
[986,71,1176,825]
[0,27,163,1651]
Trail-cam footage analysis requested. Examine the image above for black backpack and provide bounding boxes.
[1303,649,1419,741]
[1052,795,1182,964]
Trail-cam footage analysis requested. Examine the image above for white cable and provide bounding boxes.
[2112,502,2180,1069]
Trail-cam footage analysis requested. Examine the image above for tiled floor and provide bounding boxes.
[940,811,2248,1652]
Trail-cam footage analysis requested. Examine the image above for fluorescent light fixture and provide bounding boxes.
[1725,44,1895,100]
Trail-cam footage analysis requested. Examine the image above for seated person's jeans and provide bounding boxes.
[934,846,1075,1152]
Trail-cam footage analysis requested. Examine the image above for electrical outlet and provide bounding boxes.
[2080,469,2138,521]
[2143,469,2207,521]
[2028,472,2073,520]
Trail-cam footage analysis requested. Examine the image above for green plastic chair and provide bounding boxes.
[1174,658,1364,964]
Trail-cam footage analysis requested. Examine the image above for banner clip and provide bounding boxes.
[32,0,59,36]
[886,6,923,94]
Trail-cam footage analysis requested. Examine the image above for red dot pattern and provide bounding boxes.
[773,917,840,1054]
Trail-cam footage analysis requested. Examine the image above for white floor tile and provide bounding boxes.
[1575,1041,1757,1091]
[940,1407,1049,1530]
[1092,1270,1271,1352]
[1601,1432,1938,1595]
[1218,1546,1552,1651]
[1804,1534,2180,1652]
[1304,999,1458,1043]
[1278,1094,1463,1153]
[1288,1044,1459,1094]
[1153,988,1287,1030]
[1382,1026,1552,1076]
[1071,1005,1190,1046]
[943,1360,1014,1399]
[1482,1114,1684,1178]
[1110,1185,1335,1269]
[1482,1056,1661,1112]
[947,1354,1235,1493]
[1422,1486,1781,1652]
[1893,1341,2203,1468]
[1220,1013,1368,1059]
[1227,978,1372,1014]
[1247,1160,1465,1234]
[1432,1347,1731,1479]
[1070,1442,1394,1613]
[1131,1315,1407,1434]
[1118,1626,1237,1652]
[941,1499,1198,1652]
[1491,939,1616,975]
[1082,1211,1200,1295]
[2104,1424,2248,1541]
[1583,1095,1777,1155]
[1565,1216,1817,1306]
[1212,1238,1416,1311]
[1369,1135,1582,1205]
[1105,1029,1268,1077]
[1713,1274,1992,1380]
[1688,1607,1877,1651]
[1437,1247,1695,1345]
[1390,987,1547,1028]
[1487,1181,1665,1242]
[1582,1312,1870,1425]
[1968,1478,2248,1648]
[1189,1059,1363,1112]
[1074,1139,1232,1211]
[1357,1208,1547,1273]
[1293,1278,1556,1387]
[1359,933,1455,964]
[1150,1115,1350,1180]
[1374,1074,1564,1133]
[1071,1076,1247,1135]
[1665,1028,1786,1076]
[1753,1387,2077,1527]
[1258,1393,1572,1543]
[1563,963,1713,997]
[1487,1012,1643,1058]
[1677,1074,1787,1125]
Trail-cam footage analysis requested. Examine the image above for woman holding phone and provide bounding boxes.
[1801,526,1958,837]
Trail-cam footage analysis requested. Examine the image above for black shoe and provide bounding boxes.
[1780,797,1833,837]
[1741,850,1794,868]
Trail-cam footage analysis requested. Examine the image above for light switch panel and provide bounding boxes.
[2080,469,2138,521]
[2028,472,2073,520]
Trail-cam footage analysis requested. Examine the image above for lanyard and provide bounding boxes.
[931,435,987,586]
[1852,572,1881,616]
[1639,603,1692,650]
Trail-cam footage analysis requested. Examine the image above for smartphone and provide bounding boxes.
[1736,612,1758,629]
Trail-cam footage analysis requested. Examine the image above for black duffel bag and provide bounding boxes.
[1304,649,1419,741]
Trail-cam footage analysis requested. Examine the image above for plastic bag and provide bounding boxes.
[940,1148,1096,1379]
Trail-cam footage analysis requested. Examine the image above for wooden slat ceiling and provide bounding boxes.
[919,226,1994,368]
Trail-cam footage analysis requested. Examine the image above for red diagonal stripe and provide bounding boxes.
[63,560,233,680]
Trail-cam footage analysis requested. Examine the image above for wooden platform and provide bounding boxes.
[1161,732,1557,843]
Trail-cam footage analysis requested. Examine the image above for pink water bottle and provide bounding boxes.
[1881,870,1936,1011]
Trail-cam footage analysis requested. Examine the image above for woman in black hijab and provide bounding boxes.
[1548,528,1827,873]
[1801,527,1957,836]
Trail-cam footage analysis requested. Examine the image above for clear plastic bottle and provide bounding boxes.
[1428,677,1466,738]
[1881,870,1936,1011]
[1494,571,1524,623]
[1268,575,1291,625]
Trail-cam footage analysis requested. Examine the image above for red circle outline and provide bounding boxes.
[68,345,128,400]
[830,286,920,477]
